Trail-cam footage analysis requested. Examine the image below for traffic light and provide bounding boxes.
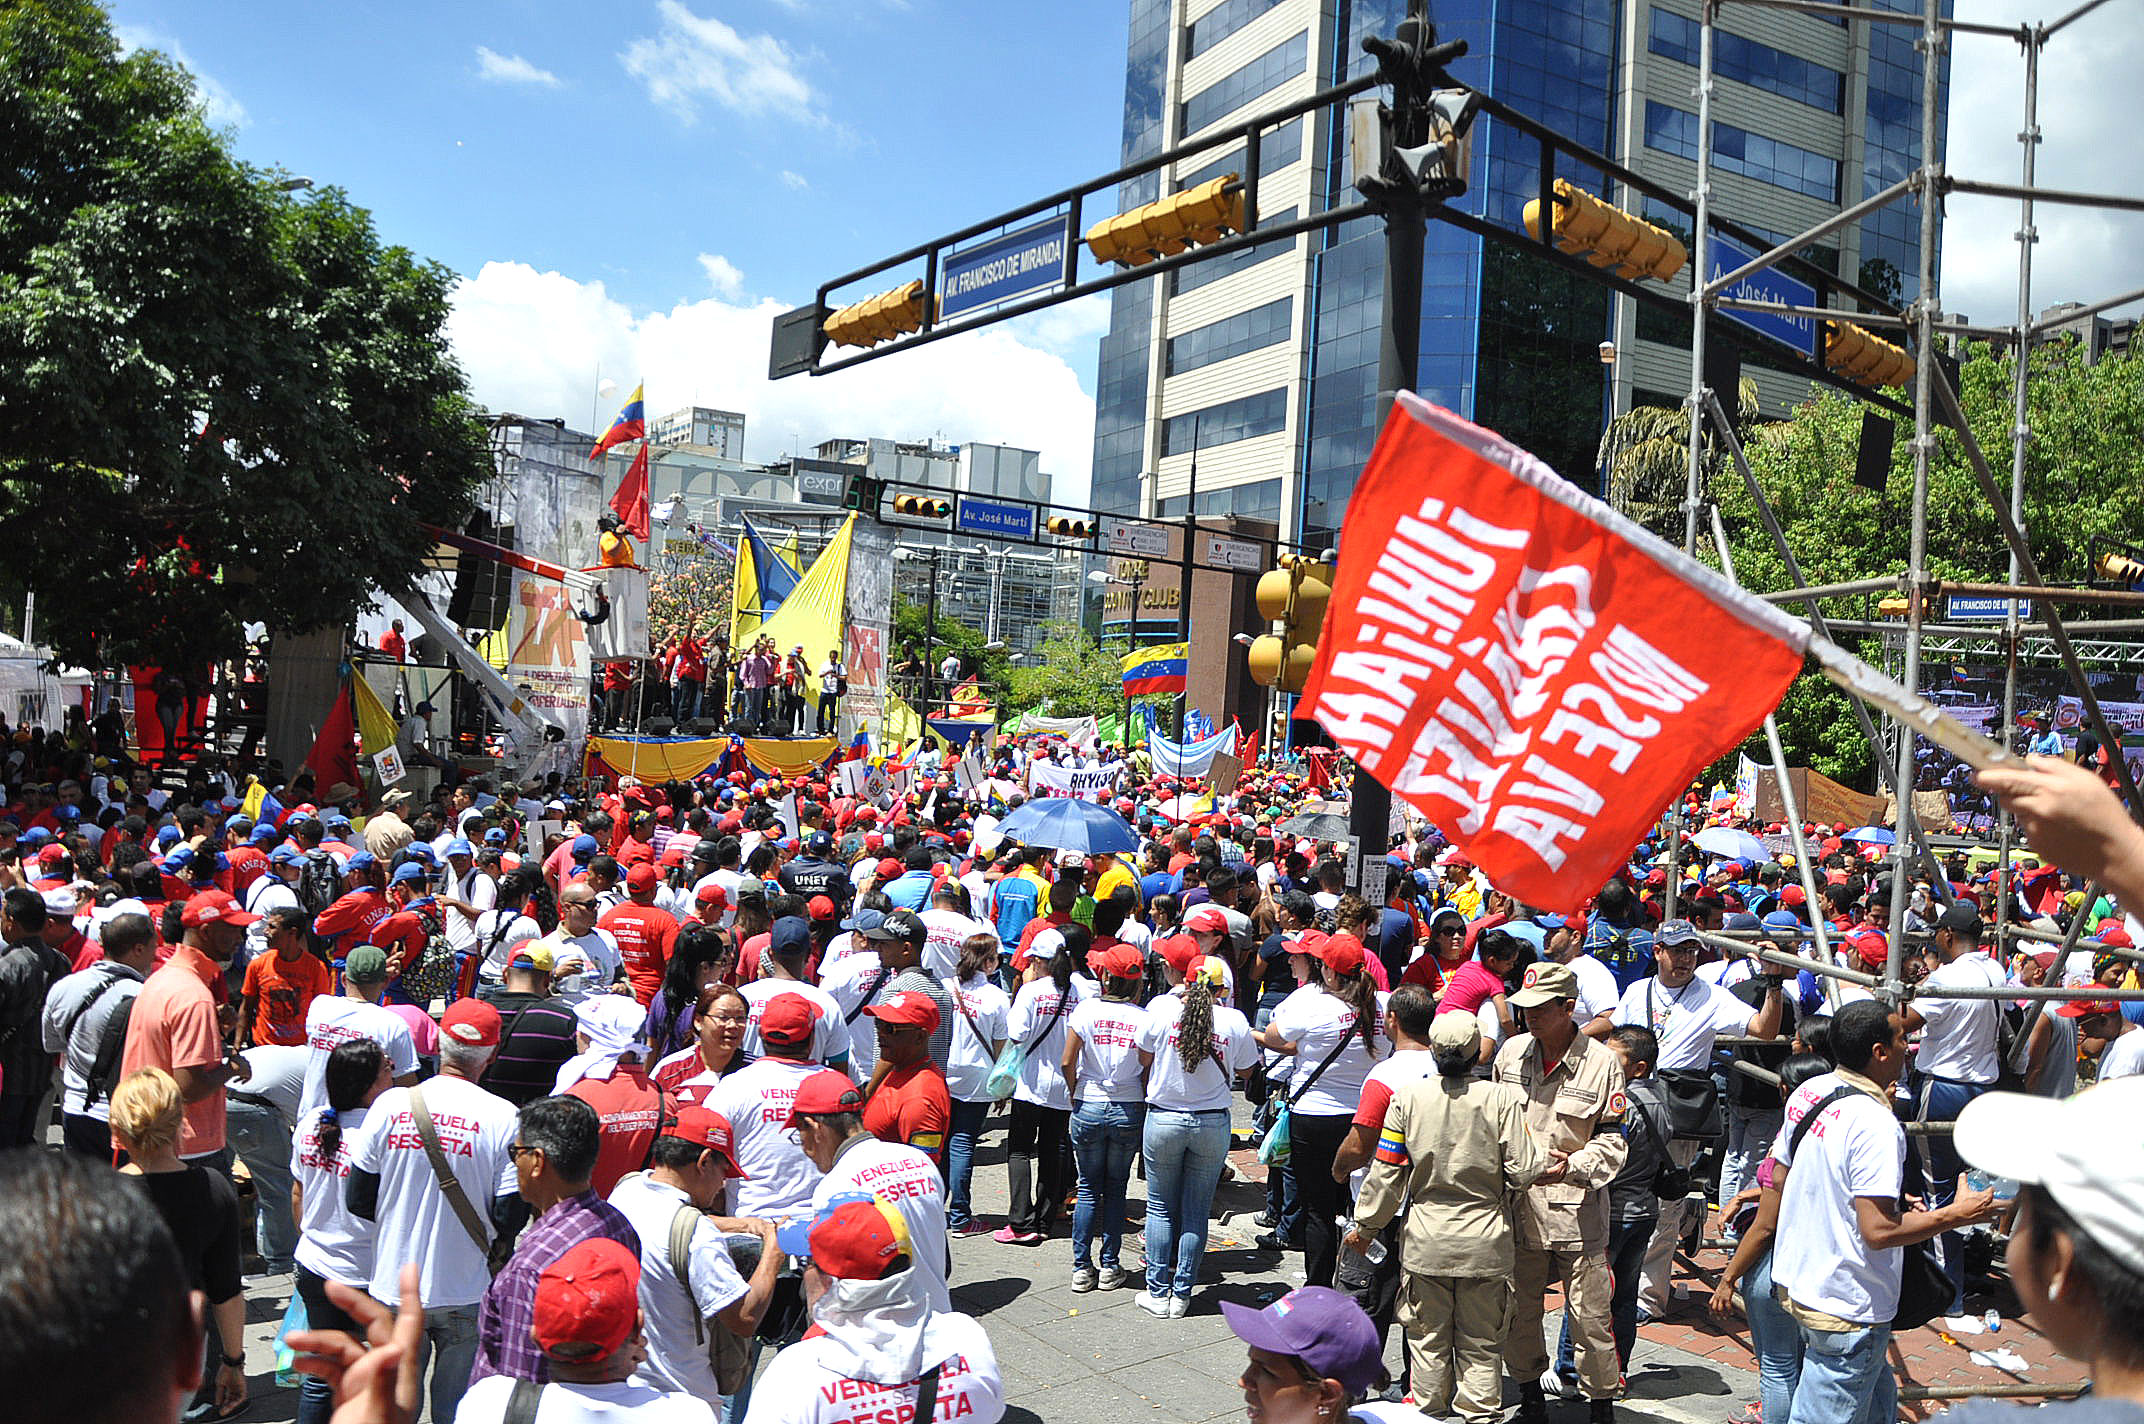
[842,474,887,514]
[891,494,951,519]
[1246,554,1333,694]
[1822,320,1915,388]
[1046,515,1093,539]
[2096,550,2144,586]
[1085,175,1246,268]
[1522,179,1688,283]
[822,279,931,349]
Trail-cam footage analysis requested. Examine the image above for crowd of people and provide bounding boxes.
[4,719,2144,1424]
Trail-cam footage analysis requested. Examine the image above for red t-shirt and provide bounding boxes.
[863,1061,951,1163]
[568,1065,663,1196]
[225,846,268,897]
[242,948,333,1046]
[1438,960,1507,1017]
[598,902,678,1005]
[379,629,407,661]
[314,887,392,958]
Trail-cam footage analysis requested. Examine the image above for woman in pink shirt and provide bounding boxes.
[1435,927,1525,1043]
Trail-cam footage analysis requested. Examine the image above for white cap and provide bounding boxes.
[1026,929,1065,962]
[1956,1080,2144,1272]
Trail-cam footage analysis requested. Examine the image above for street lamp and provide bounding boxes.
[274,176,314,192]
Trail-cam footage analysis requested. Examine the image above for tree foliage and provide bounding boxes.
[1004,620,1174,726]
[0,0,490,668]
[891,594,1013,707]
[1597,376,1788,541]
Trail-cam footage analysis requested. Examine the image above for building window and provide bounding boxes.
[1180,31,1307,135]
[1649,9,1844,113]
[1186,0,1288,59]
[1165,297,1294,374]
[1170,207,1299,295]
[1644,102,1839,203]
[1157,477,1282,520]
[1174,117,1303,193]
[1162,389,1289,455]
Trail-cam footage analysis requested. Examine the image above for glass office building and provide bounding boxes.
[1091,0,1949,553]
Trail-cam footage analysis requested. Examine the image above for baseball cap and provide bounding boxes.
[1183,905,1229,935]
[41,887,78,917]
[390,862,430,887]
[1936,902,1984,940]
[441,999,503,1048]
[571,834,598,858]
[268,845,304,867]
[248,821,279,845]
[875,857,903,881]
[1957,1079,2144,1275]
[662,1107,747,1178]
[783,1068,867,1127]
[778,1197,913,1280]
[871,908,924,943]
[625,863,659,893]
[2057,997,2120,1020]
[758,991,821,1050]
[807,894,837,922]
[1310,931,1367,976]
[1429,1010,1482,1051]
[507,945,555,974]
[695,882,730,909]
[1844,926,1889,969]
[863,989,942,1034]
[344,850,377,874]
[1760,909,1804,935]
[1655,917,1701,949]
[484,827,509,846]
[344,946,391,984]
[1025,928,1066,962]
[769,917,812,961]
[806,829,834,854]
[1090,943,1147,981]
[1779,884,1808,907]
[1220,1286,1385,1399]
[444,838,474,859]
[1510,960,1580,1008]
[532,1238,640,1361]
[1154,933,1201,978]
[180,890,261,929]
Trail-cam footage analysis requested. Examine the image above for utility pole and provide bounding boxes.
[921,546,940,720]
[1174,413,1199,741]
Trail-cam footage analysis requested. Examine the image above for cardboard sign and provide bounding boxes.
[1207,751,1243,795]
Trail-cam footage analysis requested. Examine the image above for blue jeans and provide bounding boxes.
[419,1300,480,1423]
[1787,1312,1894,1424]
[674,679,701,723]
[1143,1107,1231,1298]
[1070,1099,1145,1270]
[1745,1251,1803,1424]
[226,1095,297,1268]
[1915,1074,1991,1315]
[946,1096,992,1227]
[1723,1100,1785,1225]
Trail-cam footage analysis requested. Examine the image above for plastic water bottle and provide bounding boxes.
[1968,1168,2020,1202]
[1983,1309,2002,1335]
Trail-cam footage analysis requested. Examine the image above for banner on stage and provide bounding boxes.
[1300,394,1808,914]
[372,747,406,787]
[1029,760,1118,802]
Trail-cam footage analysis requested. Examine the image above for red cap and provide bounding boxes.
[655,806,674,823]
[662,1107,747,1177]
[1090,943,1147,981]
[441,998,503,1048]
[863,989,941,1033]
[783,1067,867,1127]
[1844,927,1888,970]
[659,845,688,868]
[1155,933,1201,977]
[803,1199,910,1281]
[1780,884,1808,906]
[876,857,903,880]
[2097,922,2135,949]
[1183,905,1228,934]
[626,863,659,892]
[695,882,729,908]
[2059,998,2120,1019]
[758,991,820,1048]
[807,894,837,921]
[1311,931,1367,975]
[180,889,260,929]
[532,1238,640,1360]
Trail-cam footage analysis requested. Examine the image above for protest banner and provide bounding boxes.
[1029,760,1119,801]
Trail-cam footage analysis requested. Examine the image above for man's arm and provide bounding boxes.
[1853,1175,1997,1249]
[713,1218,782,1336]
[1331,1121,1379,1182]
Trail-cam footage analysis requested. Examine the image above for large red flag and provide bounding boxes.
[1300,395,1809,914]
[302,681,363,798]
[610,443,650,540]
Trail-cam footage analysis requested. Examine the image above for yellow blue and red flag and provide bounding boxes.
[1374,1122,1408,1166]
[589,383,645,460]
[1119,641,1187,697]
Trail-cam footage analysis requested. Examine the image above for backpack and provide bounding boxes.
[296,852,344,959]
[395,902,459,1007]
[82,995,137,1110]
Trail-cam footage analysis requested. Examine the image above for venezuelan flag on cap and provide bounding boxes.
[589,383,645,460]
[1120,641,1188,696]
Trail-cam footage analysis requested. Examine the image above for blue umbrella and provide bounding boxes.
[1843,825,1896,845]
[992,796,1141,856]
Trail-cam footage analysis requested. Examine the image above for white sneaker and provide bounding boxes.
[1071,1266,1096,1292]
[1097,1267,1129,1290]
[1136,1290,1173,1317]
[1540,1369,1577,1400]
[1168,1294,1190,1318]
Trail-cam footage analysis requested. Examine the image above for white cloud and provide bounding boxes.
[113,25,247,128]
[696,253,747,299]
[445,261,1096,505]
[619,1,824,126]
[474,46,561,88]
[779,169,810,190]
[1941,4,2144,328]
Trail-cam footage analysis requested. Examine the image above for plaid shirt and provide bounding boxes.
[468,1190,640,1386]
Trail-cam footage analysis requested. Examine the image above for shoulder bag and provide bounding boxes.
[668,1203,752,1395]
[1786,1084,1949,1332]
[985,984,1071,1100]
[408,1084,493,1256]
[1649,980,1724,1140]
[1258,1018,1359,1167]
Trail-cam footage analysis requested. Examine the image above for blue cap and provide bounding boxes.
[269,845,304,867]
[770,917,812,960]
[445,838,474,858]
[1761,909,1804,933]
[156,825,182,846]
[403,843,436,864]
[390,862,430,885]
[1533,912,1570,930]
[324,813,351,829]
[21,827,51,848]
[806,830,834,854]
[842,906,887,935]
[54,804,80,821]
[249,822,279,844]
[484,828,508,845]
[572,834,598,858]
[344,850,377,873]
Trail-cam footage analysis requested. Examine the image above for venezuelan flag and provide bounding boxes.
[1374,1124,1408,1166]
[1120,641,1188,697]
[589,383,645,460]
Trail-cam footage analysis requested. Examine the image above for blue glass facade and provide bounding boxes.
[1089,0,1170,521]
[1859,0,1948,305]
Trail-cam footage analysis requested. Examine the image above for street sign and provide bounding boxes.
[1202,534,1261,572]
[1707,233,1818,358]
[939,216,1072,319]
[1945,594,2028,622]
[1102,517,1170,557]
[954,495,1037,541]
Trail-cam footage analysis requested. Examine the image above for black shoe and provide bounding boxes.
[1254,1231,1291,1252]
[1590,1398,1617,1424]
[1516,1382,1548,1424]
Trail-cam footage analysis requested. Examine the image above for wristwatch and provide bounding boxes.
[221,1353,245,1368]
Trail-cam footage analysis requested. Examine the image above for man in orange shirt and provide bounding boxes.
[121,888,257,1167]
[597,862,678,1006]
[237,904,331,1047]
[860,991,951,1164]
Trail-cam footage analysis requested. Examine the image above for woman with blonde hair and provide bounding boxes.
[110,1067,248,1421]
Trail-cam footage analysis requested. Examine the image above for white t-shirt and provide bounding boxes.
[705,1056,824,1218]
[2100,1028,2144,1081]
[292,1102,376,1286]
[1564,952,1621,1024]
[1611,974,1757,1072]
[918,908,986,982]
[1769,1073,1905,1325]
[444,870,498,954]
[1066,998,1149,1104]
[742,1310,1002,1424]
[1354,1048,1444,1131]
[546,927,625,1005]
[345,1075,520,1308]
[607,1172,750,1402]
[1005,979,1091,1110]
[690,870,739,929]
[1137,993,1259,1112]
[941,976,1011,1102]
[1268,984,1388,1117]
[299,996,420,1116]
[818,931,875,974]
[739,978,850,1066]
[1914,952,2005,1083]
[457,1375,713,1424]
[813,1136,952,1312]
[242,877,302,957]
[471,908,542,983]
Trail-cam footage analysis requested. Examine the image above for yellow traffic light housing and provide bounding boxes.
[1522,179,1688,284]
[891,494,951,519]
[1247,554,1333,694]
[823,280,931,349]
[2098,551,2144,584]
[1822,320,1915,389]
[1047,516,1093,539]
[1085,175,1247,268]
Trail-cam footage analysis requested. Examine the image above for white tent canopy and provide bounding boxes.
[0,633,89,730]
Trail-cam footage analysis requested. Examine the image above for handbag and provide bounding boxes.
[988,981,1071,1099]
[1649,982,1722,1139]
[1788,1084,1948,1331]
[1259,1020,1360,1167]
[271,1291,308,1390]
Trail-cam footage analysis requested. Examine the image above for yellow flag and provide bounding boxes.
[349,673,400,759]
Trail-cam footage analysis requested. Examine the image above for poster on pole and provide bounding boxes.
[1207,751,1243,795]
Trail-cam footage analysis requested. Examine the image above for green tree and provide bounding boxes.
[1705,339,2144,784]
[1596,376,1787,540]
[0,0,490,669]
[1005,620,1172,726]
[891,594,1012,709]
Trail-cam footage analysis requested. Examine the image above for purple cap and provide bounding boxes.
[1219,1287,1384,1397]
